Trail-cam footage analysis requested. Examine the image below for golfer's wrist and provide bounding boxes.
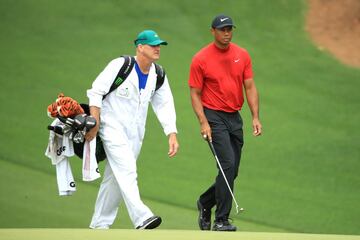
[199,118,208,125]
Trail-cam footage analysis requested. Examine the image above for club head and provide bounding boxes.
[85,115,96,131]
[62,124,73,134]
[72,131,85,143]
[47,125,64,135]
[58,115,72,124]
[74,114,87,130]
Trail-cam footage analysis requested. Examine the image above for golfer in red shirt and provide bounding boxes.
[188,14,262,231]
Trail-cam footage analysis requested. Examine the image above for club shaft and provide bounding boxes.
[208,140,240,214]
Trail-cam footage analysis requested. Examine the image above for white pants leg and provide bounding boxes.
[91,127,153,228]
[89,162,123,229]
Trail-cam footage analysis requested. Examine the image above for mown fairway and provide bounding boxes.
[0,0,359,236]
[1,229,360,240]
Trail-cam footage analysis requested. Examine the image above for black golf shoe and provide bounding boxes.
[197,200,211,230]
[212,219,237,231]
[136,216,162,229]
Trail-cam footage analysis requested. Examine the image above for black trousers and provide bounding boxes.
[199,107,244,221]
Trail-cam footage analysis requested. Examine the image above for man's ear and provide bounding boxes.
[137,44,143,52]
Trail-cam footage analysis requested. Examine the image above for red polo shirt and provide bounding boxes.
[188,43,253,112]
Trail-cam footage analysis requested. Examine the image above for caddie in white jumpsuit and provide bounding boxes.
[85,30,179,230]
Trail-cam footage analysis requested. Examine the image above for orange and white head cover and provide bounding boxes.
[47,93,84,118]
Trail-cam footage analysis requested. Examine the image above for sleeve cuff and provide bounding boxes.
[164,126,178,136]
[87,91,103,108]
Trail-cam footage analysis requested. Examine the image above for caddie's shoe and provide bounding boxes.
[212,219,237,231]
[197,200,211,230]
[136,216,162,229]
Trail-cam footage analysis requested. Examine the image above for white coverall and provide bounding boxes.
[87,57,177,229]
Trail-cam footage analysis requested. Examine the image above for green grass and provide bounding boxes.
[0,0,359,235]
[0,158,285,232]
[1,229,360,240]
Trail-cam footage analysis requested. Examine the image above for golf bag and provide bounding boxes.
[47,102,107,162]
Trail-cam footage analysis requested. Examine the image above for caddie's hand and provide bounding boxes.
[85,125,99,142]
[201,121,212,142]
[253,118,262,136]
[168,133,179,157]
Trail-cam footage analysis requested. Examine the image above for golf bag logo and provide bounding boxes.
[57,146,66,156]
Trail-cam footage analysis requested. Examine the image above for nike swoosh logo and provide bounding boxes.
[234,59,240,62]
[220,18,229,22]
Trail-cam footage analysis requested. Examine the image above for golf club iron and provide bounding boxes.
[206,137,244,214]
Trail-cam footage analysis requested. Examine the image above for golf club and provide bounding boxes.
[47,125,64,135]
[205,135,244,214]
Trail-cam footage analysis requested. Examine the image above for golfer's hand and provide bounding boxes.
[201,121,212,142]
[252,118,262,136]
[85,125,99,142]
[168,133,179,157]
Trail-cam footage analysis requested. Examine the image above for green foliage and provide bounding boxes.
[0,0,359,234]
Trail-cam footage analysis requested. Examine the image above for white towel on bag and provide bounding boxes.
[82,139,101,181]
[45,119,74,165]
[56,159,76,196]
[45,119,76,196]
[45,118,101,195]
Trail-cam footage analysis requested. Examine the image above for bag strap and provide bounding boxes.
[103,56,165,99]
[154,63,165,91]
[103,55,135,100]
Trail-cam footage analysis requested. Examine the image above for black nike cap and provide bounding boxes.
[211,14,236,29]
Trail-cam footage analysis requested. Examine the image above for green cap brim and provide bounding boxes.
[147,40,168,46]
